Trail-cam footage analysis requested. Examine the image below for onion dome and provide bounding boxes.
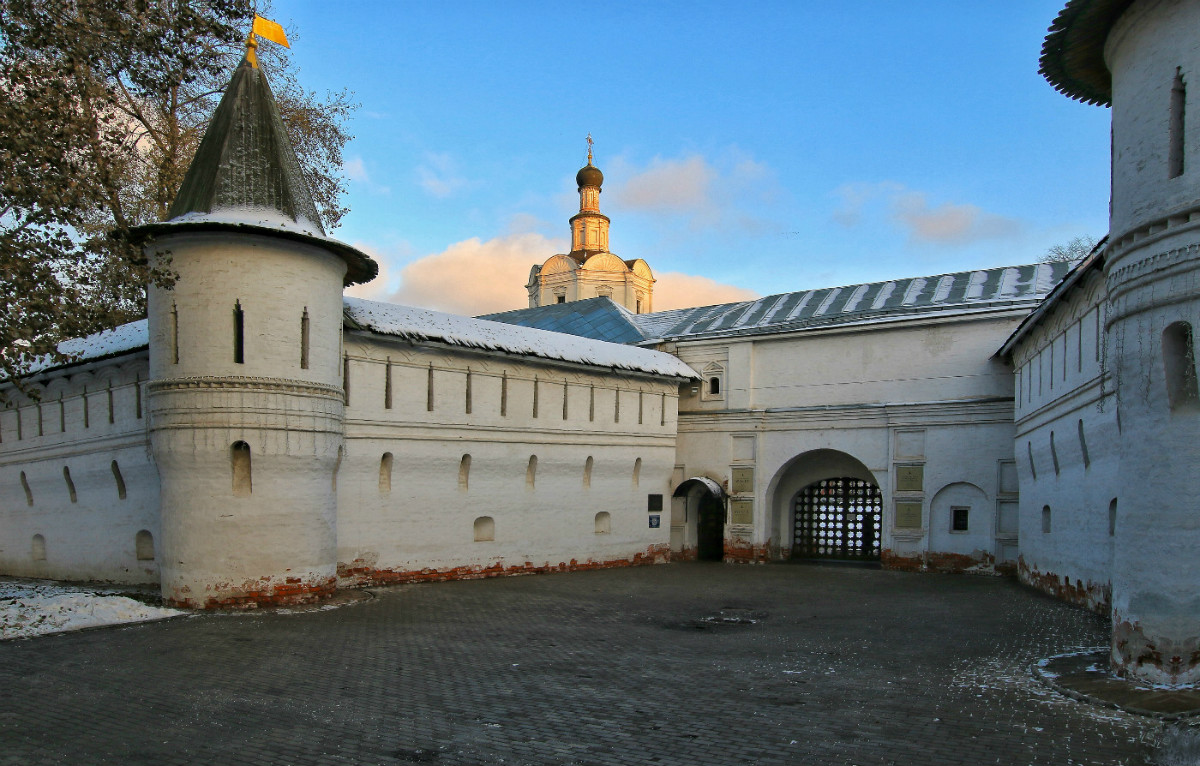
[576,162,604,189]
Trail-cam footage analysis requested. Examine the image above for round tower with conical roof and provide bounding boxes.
[134,40,376,607]
[527,138,655,313]
[1042,0,1200,685]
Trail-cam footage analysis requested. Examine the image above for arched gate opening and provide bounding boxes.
[792,477,882,561]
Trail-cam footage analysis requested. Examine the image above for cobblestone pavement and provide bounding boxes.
[0,563,1166,765]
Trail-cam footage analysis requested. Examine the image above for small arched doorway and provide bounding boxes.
[792,477,882,561]
[672,477,725,561]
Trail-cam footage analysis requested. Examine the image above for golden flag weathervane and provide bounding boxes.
[245,14,290,68]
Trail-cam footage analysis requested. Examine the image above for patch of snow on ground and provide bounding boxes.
[1,579,183,639]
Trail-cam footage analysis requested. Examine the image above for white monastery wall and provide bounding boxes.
[1010,267,1116,613]
[335,333,677,584]
[670,311,1026,569]
[0,355,160,583]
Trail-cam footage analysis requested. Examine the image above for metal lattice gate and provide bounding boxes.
[792,477,882,560]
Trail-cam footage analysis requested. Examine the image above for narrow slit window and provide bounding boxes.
[501,372,508,417]
[1163,322,1199,411]
[20,471,32,506]
[660,392,666,426]
[171,301,180,364]
[1077,419,1090,468]
[633,457,642,487]
[526,455,537,489]
[82,388,89,429]
[15,407,22,440]
[300,308,310,370]
[710,376,721,395]
[111,460,127,500]
[1050,431,1060,476]
[562,381,569,420]
[532,376,539,418]
[135,375,142,419]
[466,369,473,414]
[379,452,393,493]
[233,300,245,364]
[583,456,593,488]
[589,385,595,422]
[58,395,65,432]
[1169,68,1186,179]
[36,402,42,436]
[135,530,155,561]
[1109,498,1118,537]
[107,384,114,424]
[343,355,351,405]
[63,466,77,503]
[384,358,392,409]
[638,391,644,425]
[458,454,471,491]
[1042,505,1052,534]
[426,363,434,412]
[231,441,252,497]
[1027,442,1037,480]
[614,389,620,423]
[31,534,46,562]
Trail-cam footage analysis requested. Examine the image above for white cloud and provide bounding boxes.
[606,149,779,234]
[343,155,390,194]
[833,182,1021,245]
[386,232,567,315]
[416,152,471,199]
[652,272,759,311]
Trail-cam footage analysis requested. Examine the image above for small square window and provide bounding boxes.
[951,507,969,532]
[647,494,663,512]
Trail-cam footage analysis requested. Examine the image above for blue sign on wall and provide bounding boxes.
[649,514,661,528]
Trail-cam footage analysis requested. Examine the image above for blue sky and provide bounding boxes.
[271,1,1110,314]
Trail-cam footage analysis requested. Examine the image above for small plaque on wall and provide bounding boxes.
[649,514,661,529]
[895,501,923,529]
[647,494,663,512]
[730,498,753,525]
[731,467,754,494]
[895,465,924,492]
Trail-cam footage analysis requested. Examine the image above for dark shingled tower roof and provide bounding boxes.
[168,54,323,230]
[1039,0,1135,106]
[135,53,377,285]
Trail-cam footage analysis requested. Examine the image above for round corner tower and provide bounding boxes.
[1043,0,1200,685]
[134,46,377,608]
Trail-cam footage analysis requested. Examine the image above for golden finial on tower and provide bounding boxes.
[246,14,290,68]
[586,133,594,165]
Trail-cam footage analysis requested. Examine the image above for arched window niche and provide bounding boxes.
[135,530,155,561]
[473,516,494,542]
[1163,321,1199,412]
[231,441,252,496]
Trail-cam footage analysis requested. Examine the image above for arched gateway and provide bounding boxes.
[767,449,884,562]
[672,478,725,561]
[792,478,882,560]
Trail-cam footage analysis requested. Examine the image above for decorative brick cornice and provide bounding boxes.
[148,375,343,399]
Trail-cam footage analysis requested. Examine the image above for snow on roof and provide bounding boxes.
[170,207,323,238]
[18,319,149,377]
[344,297,697,380]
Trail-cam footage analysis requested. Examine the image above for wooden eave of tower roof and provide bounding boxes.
[1039,0,1136,106]
[132,55,377,286]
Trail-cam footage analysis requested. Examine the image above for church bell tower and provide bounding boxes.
[527,138,655,313]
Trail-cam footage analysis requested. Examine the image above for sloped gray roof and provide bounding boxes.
[479,298,649,344]
[630,262,1073,342]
